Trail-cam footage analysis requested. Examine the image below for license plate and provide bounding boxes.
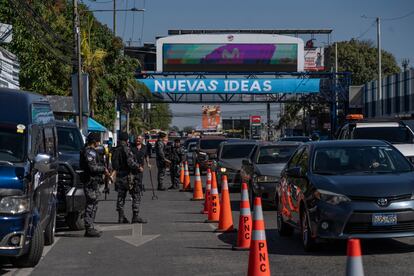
[372,213,397,226]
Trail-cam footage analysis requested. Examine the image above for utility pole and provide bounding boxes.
[113,0,118,145]
[73,0,83,132]
[113,0,116,35]
[266,103,271,141]
[377,17,382,117]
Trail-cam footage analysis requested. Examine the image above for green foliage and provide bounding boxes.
[0,0,171,132]
[149,103,172,130]
[326,39,400,85]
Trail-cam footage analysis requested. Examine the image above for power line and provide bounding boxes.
[382,10,414,21]
[354,20,376,40]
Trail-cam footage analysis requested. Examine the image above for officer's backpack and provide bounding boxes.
[111,145,127,171]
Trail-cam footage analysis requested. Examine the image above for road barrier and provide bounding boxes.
[233,182,252,251]
[248,197,270,276]
[181,161,191,191]
[191,164,204,201]
[346,239,364,276]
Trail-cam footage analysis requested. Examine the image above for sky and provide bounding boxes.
[85,0,414,128]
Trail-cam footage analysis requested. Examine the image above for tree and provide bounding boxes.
[326,39,400,85]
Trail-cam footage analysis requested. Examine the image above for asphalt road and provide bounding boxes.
[3,163,414,275]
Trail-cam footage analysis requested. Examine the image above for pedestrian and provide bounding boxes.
[112,132,143,224]
[80,132,110,237]
[155,132,171,191]
[168,138,185,190]
[130,135,150,223]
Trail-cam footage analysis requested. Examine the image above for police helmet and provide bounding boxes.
[87,132,101,144]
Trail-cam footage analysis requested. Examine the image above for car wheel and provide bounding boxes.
[44,206,56,246]
[301,208,317,252]
[276,195,294,237]
[12,225,44,268]
[66,211,85,231]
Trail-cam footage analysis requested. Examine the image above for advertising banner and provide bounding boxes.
[304,47,325,71]
[202,105,221,130]
[250,115,261,124]
[139,78,320,94]
[163,43,298,72]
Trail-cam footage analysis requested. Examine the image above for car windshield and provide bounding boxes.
[312,146,413,175]
[57,127,83,152]
[200,139,225,150]
[220,144,255,159]
[0,126,26,162]
[353,127,412,144]
[257,146,298,164]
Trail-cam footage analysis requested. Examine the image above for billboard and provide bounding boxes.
[202,105,221,130]
[139,78,320,94]
[304,47,324,71]
[162,43,298,72]
[157,34,305,72]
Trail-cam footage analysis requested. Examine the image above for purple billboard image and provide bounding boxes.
[162,43,298,72]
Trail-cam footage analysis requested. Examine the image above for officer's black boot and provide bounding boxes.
[118,211,130,224]
[131,212,147,224]
[84,228,102,238]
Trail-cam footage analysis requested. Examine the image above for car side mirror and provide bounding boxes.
[286,166,302,178]
[242,159,252,166]
[34,154,53,173]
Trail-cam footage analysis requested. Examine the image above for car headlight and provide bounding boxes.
[220,167,227,173]
[0,196,29,214]
[314,189,350,205]
[256,175,279,183]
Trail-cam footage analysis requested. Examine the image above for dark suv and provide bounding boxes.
[56,121,86,230]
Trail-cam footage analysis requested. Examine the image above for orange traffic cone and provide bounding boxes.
[191,164,204,201]
[233,182,252,250]
[201,168,212,214]
[181,161,191,192]
[248,197,270,276]
[179,162,185,187]
[205,172,220,223]
[346,239,364,276]
[216,175,234,232]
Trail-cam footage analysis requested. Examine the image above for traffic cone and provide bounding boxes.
[205,171,220,223]
[179,162,185,187]
[191,164,204,201]
[216,175,234,232]
[181,162,191,192]
[232,182,252,251]
[201,168,212,214]
[247,197,270,276]
[346,239,364,276]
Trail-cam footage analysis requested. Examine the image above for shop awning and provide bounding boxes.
[88,117,107,132]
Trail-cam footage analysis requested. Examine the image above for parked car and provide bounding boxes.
[278,136,312,143]
[0,88,58,267]
[55,121,86,230]
[216,140,257,190]
[337,119,414,162]
[240,141,301,207]
[195,135,226,173]
[278,140,414,251]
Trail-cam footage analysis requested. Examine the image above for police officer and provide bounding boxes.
[168,138,184,190]
[112,132,142,224]
[155,132,170,191]
[81,132,109,237]
[130,135,149,223]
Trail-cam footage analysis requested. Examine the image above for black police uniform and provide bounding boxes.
[80,144,105,236]
[112,140,140,223]
[155,139,169,190]
[131,144,148,221]
[169,144,185,189]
